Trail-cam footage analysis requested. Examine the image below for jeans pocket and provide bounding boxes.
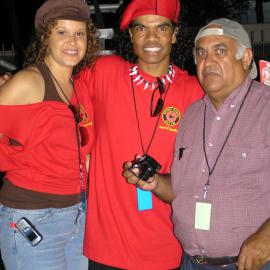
[11,209,53,228]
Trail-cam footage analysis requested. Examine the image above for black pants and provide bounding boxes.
[89,259,180,270]
[89,260,123,270]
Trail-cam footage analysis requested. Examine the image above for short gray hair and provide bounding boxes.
[235,43,246,60]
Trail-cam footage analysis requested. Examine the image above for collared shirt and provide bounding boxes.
[171,76,270,257]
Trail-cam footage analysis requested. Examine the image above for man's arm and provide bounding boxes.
[237,218,270,270]
[151,173,175,203]
[122,161,175,203]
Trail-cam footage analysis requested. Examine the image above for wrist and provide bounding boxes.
[151,174,160,193]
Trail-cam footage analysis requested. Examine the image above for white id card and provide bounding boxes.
[194,201,212,230]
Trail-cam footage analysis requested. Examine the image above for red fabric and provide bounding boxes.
[120,0,181,30]
[0,80,94,195]
[80,55,203,269]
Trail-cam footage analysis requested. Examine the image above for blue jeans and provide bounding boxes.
[180,252,270,270]
[0,203,88,270]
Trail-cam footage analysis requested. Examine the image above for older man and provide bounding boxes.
[124,18,270,270]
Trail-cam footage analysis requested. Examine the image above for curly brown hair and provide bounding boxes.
[23,19,99,76]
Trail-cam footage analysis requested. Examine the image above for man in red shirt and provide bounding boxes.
[78,0,203,269]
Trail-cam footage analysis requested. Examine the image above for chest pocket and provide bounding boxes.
[221,140,269,189]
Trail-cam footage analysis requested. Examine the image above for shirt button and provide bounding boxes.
[230,104,235,108]
[242,152,247,158]
[216,116,221,120]
[209,143,213,147]
[201,169,206,173]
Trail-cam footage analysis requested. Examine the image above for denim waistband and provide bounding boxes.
[0,202,83,214]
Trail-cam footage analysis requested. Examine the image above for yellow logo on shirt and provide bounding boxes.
[161,107,181,127]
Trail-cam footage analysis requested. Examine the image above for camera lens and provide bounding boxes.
[130,154,161,181]
[139,167,155,181]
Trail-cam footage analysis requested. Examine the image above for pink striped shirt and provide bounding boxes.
[171,77,270,257]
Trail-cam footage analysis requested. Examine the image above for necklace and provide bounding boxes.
[130,66,172,154]
[129,64,175,90]
[44,62,87,211]
[45,63,81,123]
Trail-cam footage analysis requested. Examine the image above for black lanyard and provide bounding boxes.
[45,63,86,211]
[202,80,253,199]
[130,69,171,154]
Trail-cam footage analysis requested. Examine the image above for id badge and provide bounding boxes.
[194,201,212,230]
[137,188,152,211]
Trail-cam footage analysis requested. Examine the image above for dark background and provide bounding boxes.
[0,0,270,71]
[0,0,121,48]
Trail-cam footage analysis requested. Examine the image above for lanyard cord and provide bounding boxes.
[45,63,80,107]
[130,67,172,154]
[202,80,253,198]
[45,63,86,210]
[72,113,87,212]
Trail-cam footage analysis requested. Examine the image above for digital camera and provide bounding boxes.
[130,154,161,181]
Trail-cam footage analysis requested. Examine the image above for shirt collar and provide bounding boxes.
[203,76,252,112]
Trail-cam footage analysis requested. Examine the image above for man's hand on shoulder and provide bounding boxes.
[0,72,12,86]
[237,219,270,270]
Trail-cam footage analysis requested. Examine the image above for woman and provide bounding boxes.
[0,0,99,269]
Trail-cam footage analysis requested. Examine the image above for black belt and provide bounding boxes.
[193,255,238,266]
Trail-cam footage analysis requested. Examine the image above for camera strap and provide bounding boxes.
[130,65,172,211]
[202,80,253,200]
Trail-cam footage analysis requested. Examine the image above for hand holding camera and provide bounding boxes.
[123,154,161,190]
[129,154,161,181]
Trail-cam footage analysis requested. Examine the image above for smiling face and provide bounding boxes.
[194,34,252,107]
[129,14,177,75]
[45,19,87,69]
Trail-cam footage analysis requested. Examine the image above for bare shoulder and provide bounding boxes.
[0,65,45,105]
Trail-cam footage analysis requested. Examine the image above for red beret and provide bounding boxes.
[35,0,90,30]
[120,0,180,30]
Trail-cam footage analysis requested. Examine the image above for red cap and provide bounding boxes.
[120,0,180,30]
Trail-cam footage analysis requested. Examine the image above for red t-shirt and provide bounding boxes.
[0,78,94,194]
[80,55,203,269]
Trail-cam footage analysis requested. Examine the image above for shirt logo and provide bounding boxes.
[78,105,93,127]
[162,107,181,127]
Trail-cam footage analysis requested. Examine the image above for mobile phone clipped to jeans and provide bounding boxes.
[16,217,43,246]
